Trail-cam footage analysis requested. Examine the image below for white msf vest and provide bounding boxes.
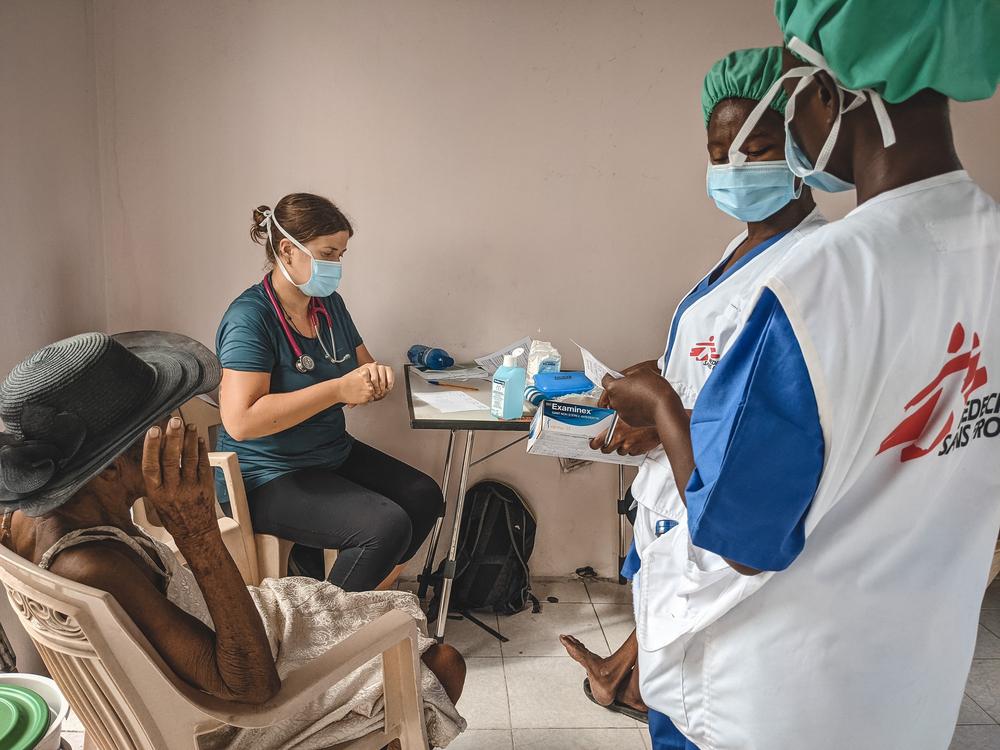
[638,172,1000,750]
[631,208,827,550]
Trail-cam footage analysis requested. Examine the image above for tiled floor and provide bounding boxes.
[442,577,647,750]
[442,577,1000,750]
[58,578,1000,750]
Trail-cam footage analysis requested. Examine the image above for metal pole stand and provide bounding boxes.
[435,431,476,642]
[617,464,629,585]
[417,430,456,599]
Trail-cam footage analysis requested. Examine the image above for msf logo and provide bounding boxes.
[878,323,988,462]
[689,336,719,369]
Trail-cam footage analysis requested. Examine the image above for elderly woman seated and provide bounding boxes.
[0,331,466,748]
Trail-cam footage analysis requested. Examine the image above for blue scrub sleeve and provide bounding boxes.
[685,288,824,572]
[217,305,276,373]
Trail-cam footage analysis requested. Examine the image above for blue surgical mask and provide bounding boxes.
[722,37,896,196]
[262,211,343,297]
[784,120,855,193]
[706,160,796,222]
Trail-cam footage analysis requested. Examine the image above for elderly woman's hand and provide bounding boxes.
[142,417,219,543]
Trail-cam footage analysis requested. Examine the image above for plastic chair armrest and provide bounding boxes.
[205,610,422,728]
[209,451,260,585]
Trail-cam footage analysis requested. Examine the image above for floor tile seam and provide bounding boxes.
[501,646,516,736]
[591,596,614,655]
[970,685,1000,725]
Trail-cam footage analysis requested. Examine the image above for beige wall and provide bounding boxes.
[73,0,1000,576]
[0,0,106,675]
[0,0,106,374]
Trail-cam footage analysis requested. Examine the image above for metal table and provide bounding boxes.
[404,365,630,641]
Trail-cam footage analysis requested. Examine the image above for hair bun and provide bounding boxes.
[250,205,272,245]
[253,205,271,225]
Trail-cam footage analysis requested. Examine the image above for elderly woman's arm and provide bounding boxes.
[62,418,280,703]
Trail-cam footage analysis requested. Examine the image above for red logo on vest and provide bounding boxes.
[878,323,988,462]
[689,336,718,364]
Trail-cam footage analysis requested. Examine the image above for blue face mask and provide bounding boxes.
[706,160,796,222]
[292,255,342,298]
[784,127,855,193]
[264,212,344,297]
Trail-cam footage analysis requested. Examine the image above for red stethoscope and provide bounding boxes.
[262,273,349,373]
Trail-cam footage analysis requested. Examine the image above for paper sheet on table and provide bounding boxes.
[572,340,622,389]
[474,337,532,375]
[416,390,490,413]
[410,365,489,381]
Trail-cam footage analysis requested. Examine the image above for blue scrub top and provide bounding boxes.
[620,230,791,582]
[215,279,364,494]
[661,230,789,373]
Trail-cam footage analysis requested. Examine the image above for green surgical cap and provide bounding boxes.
[702,47,788,127]
[775,0,1000,103]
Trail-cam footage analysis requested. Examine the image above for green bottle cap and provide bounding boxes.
[0,685,50,750]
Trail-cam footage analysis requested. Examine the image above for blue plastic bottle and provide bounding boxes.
[491,348,527,420]
[407,344,455,370]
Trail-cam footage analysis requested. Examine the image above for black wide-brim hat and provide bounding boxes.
[0,331,220,516]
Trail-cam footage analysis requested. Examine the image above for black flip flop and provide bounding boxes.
[583,678,649,724]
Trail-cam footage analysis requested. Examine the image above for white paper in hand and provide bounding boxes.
[572,341,622,389]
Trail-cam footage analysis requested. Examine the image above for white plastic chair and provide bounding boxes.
[133,396,337,584]
[0,543,429,750]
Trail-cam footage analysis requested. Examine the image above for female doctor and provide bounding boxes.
[216,192,443,592]
[560,46,826,747]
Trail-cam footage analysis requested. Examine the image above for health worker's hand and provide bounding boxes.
[600,370,680,428]
[620,360,660,378]
[589,421,660,456]
[370,364,395,401]
[339,364,379,405]
[142,418,218,543]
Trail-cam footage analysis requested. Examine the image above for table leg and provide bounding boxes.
[617,464,629,585]
[435,430,476,642]
[418,430,456,599]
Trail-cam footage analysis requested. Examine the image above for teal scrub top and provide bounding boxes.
[215,278,364,494]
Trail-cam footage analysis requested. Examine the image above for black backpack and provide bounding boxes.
[429,480,539,619]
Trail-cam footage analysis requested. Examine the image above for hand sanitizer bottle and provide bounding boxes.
[491,348,526,420]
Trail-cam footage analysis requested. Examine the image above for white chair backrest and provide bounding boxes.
[0,544,227,749]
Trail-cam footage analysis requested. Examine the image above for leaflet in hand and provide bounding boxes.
[572,341,622,390]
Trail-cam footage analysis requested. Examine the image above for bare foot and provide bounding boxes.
[559,634,622,706]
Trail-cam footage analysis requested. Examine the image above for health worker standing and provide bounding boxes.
[559,46,826,749]
[601,1,1000,748]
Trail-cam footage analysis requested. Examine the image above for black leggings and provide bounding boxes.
[246,440,443,592]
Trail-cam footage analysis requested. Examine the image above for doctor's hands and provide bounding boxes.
[369,363,395,402]
[600,370,682,428]
[338,363,395,406]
